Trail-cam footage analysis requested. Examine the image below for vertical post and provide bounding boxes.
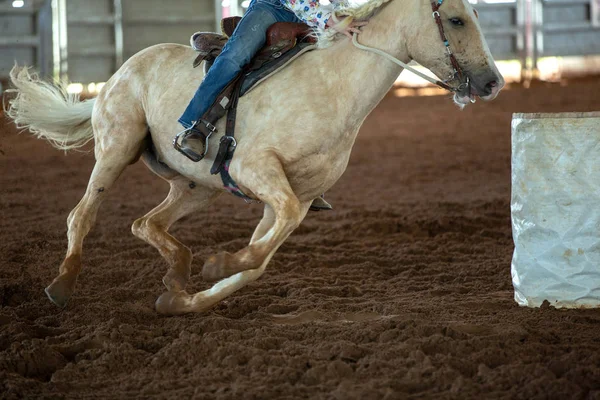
[52,0,68,81]
[113,0,124,71]
[516,0,526,81]
[230,0,242,17]
[533,0,543,76]
[591,0,599,28]
[215,0,223,33]
[520,0,542,82]
[38,0,54,79]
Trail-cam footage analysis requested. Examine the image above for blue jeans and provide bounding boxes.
[178,0,301,129]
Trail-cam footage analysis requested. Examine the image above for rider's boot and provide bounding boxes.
[173,120,217,162]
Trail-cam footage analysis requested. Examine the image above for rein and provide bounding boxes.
[351,0,470,95]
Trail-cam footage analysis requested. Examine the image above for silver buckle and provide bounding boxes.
[223,135,237,149]
[202,120,217,133]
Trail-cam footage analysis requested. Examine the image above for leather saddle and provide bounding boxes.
[174,16,317,164]
[191,16,314,73]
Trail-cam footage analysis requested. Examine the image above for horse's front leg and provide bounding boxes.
[202,155,308,281]
[155,153,311,314]
[199,203,275,281]
[202,203,278,281]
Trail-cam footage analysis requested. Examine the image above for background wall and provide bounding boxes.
[0,0,599,91]
[0,0,219,90]
[0,0,50,84]
[57,0,217,83]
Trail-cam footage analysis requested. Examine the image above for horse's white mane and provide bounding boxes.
[315,0,393,48]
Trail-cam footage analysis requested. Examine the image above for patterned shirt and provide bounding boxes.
[280,0,345,30]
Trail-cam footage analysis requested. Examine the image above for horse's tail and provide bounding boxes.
[5,66,95,151]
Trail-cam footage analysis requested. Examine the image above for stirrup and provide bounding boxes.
[172,120,216,162]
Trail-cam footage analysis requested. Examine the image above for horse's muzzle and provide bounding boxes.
[471,72,505,100]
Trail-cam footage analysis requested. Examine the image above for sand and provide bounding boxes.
[1,79,600,399]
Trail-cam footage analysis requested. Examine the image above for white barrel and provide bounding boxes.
[511,112,600,308]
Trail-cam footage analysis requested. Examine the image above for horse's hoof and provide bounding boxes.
[162,270,188,292]
[202,252,234,282]
[155,290,190,315]
[44,277,75,308]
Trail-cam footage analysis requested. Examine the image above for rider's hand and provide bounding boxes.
[326,16,368,39]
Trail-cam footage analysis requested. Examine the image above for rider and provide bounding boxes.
[176,0,367,210]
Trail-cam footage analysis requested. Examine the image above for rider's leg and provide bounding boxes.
[178,0,332,210]
[178,0,301,133]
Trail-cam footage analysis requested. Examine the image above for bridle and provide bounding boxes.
[351,0,472,98]
[431,0,470,94]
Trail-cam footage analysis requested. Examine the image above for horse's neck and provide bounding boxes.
[320,4,410,129]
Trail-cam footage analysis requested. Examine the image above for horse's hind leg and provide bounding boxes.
[45,157,134,307]
[45,104,148,308]
[132,177,219,292]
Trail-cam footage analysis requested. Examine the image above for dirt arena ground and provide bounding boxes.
[1,78,600,399]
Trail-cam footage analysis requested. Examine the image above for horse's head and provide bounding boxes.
[400,0,504,106]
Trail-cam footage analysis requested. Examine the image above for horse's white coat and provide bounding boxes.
[7,0,504,314]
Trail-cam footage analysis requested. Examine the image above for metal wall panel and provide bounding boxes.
[59,0,217,83]
[121,0,215,60]
[0,3,38,79]
[65,0,114,82]
[475,2,522,61]
[540,0,600,57]
[0,0,52,86]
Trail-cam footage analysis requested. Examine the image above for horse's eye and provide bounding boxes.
[449,18,464,26]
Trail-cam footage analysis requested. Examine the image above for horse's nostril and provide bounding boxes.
[482,80,499,96]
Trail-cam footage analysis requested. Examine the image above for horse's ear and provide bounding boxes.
[473,9,479,19]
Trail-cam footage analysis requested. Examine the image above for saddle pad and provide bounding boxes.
[240,42,316,97]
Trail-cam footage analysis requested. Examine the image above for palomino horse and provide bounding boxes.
[7,0,503,315]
